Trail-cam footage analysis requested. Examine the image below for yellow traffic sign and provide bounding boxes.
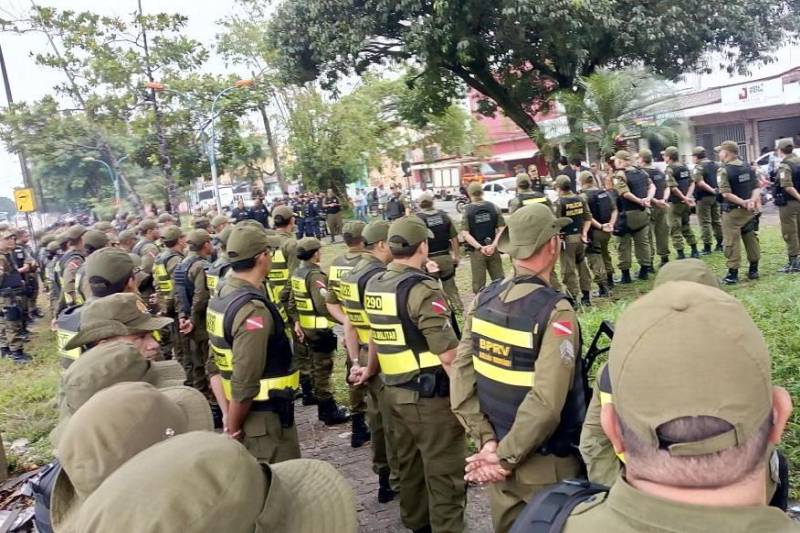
[14,188,35,212]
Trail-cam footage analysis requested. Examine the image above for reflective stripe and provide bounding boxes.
[471,317,534,349]
[206,308,226,339]
[522,196,548,205]
[599,392,613,405]
[378,349,439,375]
[220,370,300,401]
[299,314,330,329]
[363,291,397,316]
[56,331,80,360]
[369,323,406,346]
[473,356,535,387]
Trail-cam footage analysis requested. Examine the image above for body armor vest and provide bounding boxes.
[328,252,362,302]
[154,250,183,297]
[642,167,667,200]
[206,285,297,405]
[584,189,613,224]
[341,259,385,344]
[267,237,291,303]
[55,305,83,369]
[558,195,586,236]
[723,163,755,207]
[694,160,719,199]
[385,196,404,221]
[620,169,649,211]
[291,263,331,330]
[206,261,231,298]
[668,163,692,203]
[465,201,499,245]
[417,210,452,256]
[172,255,205,316]
[364,270,440,386]
[517,191,549,207]
[471,276,587,454]
[132,239,150,256]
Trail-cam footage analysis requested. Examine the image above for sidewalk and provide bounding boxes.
[295,402,493,532]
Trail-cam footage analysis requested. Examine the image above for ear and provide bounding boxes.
[601,404,626,455]
[768,386,793,445]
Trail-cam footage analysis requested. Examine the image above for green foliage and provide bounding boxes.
[0,197,16,215]
[268,0,799,138]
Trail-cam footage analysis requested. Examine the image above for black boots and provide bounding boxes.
[350,413,371,448]
[0,347,9,359]
[701,243,712,256]
[209,403,224,430]
[11,350,30,364]
[659,256,669,267]
[690,245,700,259]
[637,266,649,281]
[378,469,396,503]
[580,291,591,307]
[723,269,739,285]
[318,398,350,426]
[778,257,798,273]
[300,375,318,406]
[748,262,759,280]
[606,272,615,289]
[676,249,686,260]
[618,269,632,284]
[715,239,724,252]
[597,284,609,298]
[412,527,432,533]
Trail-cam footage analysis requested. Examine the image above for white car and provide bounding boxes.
[481,177,559,211]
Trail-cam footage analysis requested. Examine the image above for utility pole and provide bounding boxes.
[0,42,38,248]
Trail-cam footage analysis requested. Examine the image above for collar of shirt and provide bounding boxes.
[387,262,423,275]
[226,275,265,293]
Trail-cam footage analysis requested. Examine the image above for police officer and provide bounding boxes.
[230,199,250,223]
[249,196,270,229]
[290,237,350,425]
[323,189,343,243]
[612,150,653,283]
[0,230,30,363]
[206,226,233,297]
[206,225,301,462]
[554,175,593,306]
[663,146,699,259]
[73,230,110,305]
[451,204,584,532]
[460,181,506,294]
[580,172,616,297]
[361,216,465,533]
[55,225,87,316]
[133,220,160,275]
[210,215,230,237]
[638,149,671,267]
[325,220,370,444]
[116,229,136,252]
[775,139,800,273]
[717,140,761,285]
[527,164,547,194]
[302,194,321,238]
[416,193,463,315]
[691,146,724,255]
[343,221,399,503]
[13,228,38,324]
[509,173,550,214]
[384,184,409,221]
[153,226,186,360]
[173,229,213,395]
[554,283,796,532]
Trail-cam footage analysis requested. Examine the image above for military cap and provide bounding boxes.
[554,174,572,190]
[227,226,272,261]
[498,203,570,260]
[516,174,532,189]
[46,240,61,252]
[0,222,8,232]
[74,432,357,533]
[85,247,135,289]
[777,139,794,151]
[418,193,434,208]
[40,234,55,246]
[654,258,719,289]
[192,216,211,229]
[362,220,390,245]
[613,150,631,161]
[610,282,772,457]
[211,215,229,227]
[92,221,114,232]
[235,219,264,230]
[125,214,138,223]
[691,146,707,157]
[578,170,594,184]
[117,229,136,242]
[63,293,172,350]
[216,226,233,247]
[54,232,69,246]
[0,229,15,240]
[186,229,211,247]
[156,213,176,224]
[467,181,483,197]
[138,220,157,234]
[387,216,433,251]
[296,237,322,255]
[342,220,366,240]
[65,224,87,240]
[638,148,653,161]
[662,146,679,158]
[82,230,109,251]
[51,382,211,529]
[272,205,294,225]
[714,140,739,154]
[160,226,183,245]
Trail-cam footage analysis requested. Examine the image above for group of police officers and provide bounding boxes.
[2,139,799,532]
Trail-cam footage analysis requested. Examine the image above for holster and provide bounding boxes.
[268,388,296,428]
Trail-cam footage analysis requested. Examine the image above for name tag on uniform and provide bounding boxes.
[426,214,444,226]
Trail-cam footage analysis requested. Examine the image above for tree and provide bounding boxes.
[268,0,798,149]
[559,68,683,161]
[0,197,16,216]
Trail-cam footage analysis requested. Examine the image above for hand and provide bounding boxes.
[684,198,695,207]
[482,244,496,256]
[464,441,509,484]
[425,260,440,274]
[602,222,613,233]
[50,318,57,332]
[354,365,376,386]
[224,427,244,441]
[641,198,651,208]
[294,322,305,342]
[745,199,756,212]
[347,361,361,384]
[178,318,194,335]
[581,234,590,244]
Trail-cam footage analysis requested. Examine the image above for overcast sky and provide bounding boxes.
[1,1,799,202]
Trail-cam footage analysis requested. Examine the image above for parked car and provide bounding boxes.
[481,178,517,211]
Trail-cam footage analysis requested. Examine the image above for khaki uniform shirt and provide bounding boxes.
[59,250,85,305]
[564,476,799,532]
[778,154,800,190]
[614,166,652,201]
[207,277,275,402]
[579,363,620,486]
[717,159,754,196]
[274,230,299,307]
[136,240,160,275]
[692,158,715,188]
[184,252,210,339]
[450,264,580,469]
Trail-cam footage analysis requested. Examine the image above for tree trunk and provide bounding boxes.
[99,141,144,209]
[138,0,179,214]
[257,103,288,193]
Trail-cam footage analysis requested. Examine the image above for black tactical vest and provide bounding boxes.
[417,210,452,255]
[620,169,649,211]
[341,258,386,345]
[668,163,692,203]
[517,191,550,207]
[465,201,499,245]
[558,196,585,236]
[206,261,231,298]
[584,189,613,224]
[642,167,667,199]
[783,159,800,197]
[153,250,183,296]
[472,276,587,452]
[385,197,404,220]
[172,255,205,316]
[694,160,719,199]
[724,163,755,206]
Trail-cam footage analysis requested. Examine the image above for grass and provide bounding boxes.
[4,224,800,499]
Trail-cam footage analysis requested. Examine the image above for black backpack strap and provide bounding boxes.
[509,479,609,533]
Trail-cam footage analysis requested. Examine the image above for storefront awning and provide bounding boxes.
[491,149,539,162]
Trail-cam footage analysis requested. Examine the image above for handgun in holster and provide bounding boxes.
[268,388,296,428]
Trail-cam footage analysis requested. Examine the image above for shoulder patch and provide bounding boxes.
[570,491,608,515]
[67,259,81,272]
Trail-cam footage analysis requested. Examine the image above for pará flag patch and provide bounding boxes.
[245,316,264,331]
[67,259,81,272]
[552,321,573,337]
[315,280,327,289]
[431,298,448,314]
